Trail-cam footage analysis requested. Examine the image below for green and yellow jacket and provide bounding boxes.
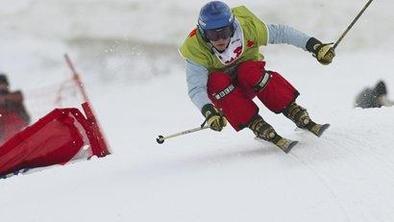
[179,5,311,111]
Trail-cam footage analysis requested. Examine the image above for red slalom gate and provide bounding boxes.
[0,54,110,178]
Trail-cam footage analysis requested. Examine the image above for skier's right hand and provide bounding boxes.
[202,104,227,131]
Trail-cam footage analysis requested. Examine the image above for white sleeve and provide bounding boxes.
[267,24,311,51]
[185,59,212,111]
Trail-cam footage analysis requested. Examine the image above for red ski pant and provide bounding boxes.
[207,61,299,131]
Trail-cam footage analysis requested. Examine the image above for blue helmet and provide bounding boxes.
[198,1,234,31]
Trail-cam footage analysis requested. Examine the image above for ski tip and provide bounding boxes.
[317,124,330,137]
[283,140,298,153]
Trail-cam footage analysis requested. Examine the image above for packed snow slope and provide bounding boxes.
[1,0,394,222]
[1,53,394,222]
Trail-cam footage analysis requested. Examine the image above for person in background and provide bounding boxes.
[355,80,394,108]
[179,1,334,151]
[0,73,31,144]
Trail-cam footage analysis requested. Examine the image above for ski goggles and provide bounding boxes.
[204,26,233,41]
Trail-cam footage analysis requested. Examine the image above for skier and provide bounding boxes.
[355,80,394,108]
[179,1,333,152]
[0,73,31,144]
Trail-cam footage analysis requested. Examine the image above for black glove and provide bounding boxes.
[306,37,335,65]
[201,104,227,131]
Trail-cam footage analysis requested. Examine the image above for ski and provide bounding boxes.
[256,136,298,154]
[305,122,330,137]
[273,137,298,153]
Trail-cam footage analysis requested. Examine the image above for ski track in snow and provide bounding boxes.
[289,117,394,221]
[289,149,352,222]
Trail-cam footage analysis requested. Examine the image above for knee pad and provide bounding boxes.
[207,72,233,96]
[256,72,299,113]
[237,61,266,89]
[207,71,258,131]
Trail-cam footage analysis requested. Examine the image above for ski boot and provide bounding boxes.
[283,102,330,137]
[249,115,297,153]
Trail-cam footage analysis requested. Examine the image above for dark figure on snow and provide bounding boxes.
[355,80,394,109]
[179,1,333,152]
[0,73,31,144]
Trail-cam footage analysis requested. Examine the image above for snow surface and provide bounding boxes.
[1,0,394,221]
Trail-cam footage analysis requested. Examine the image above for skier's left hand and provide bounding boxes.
[306,37,335,65]
[315,43,335,65]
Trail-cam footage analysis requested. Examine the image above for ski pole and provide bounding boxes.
[156,125,210,144]
[333,0,374,49]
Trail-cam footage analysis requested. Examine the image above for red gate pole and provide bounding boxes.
[64,54,89,102]
[64,54,111,156]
